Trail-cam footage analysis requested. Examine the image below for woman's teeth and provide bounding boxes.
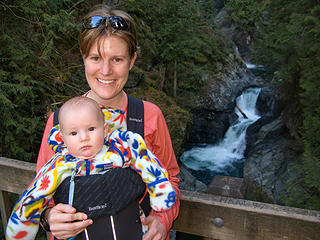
[98,79,114,84]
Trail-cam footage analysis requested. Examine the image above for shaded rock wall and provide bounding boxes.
[244,84,301,203]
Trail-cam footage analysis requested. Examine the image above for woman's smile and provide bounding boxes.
[98,78,115,84]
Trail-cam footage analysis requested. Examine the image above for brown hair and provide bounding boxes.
[79,4,138,59]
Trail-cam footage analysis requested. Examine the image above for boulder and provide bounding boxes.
[178,162,207,193]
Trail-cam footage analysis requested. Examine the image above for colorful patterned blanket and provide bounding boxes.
[6,107,176,240]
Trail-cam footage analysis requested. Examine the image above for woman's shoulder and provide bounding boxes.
[142,100,167,136]
[142,100,163,117]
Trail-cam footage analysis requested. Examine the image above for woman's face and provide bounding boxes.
[83,35,136,107]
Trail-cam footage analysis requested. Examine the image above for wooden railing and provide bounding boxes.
[1,156,320,239]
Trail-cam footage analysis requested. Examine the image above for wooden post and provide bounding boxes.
[206,175,247,199]
[0,157,36,194]
[0,190,10,235]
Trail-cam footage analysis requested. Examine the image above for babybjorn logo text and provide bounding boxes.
[88,203,108,211]
[129,117,142,123]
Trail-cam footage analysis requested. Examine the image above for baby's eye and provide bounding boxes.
[71,131,77,136]
[88,127,95,131]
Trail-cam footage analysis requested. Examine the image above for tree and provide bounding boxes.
[0,0,89,162]
[122,0,226,97]
[225,0,262,35]
[253,0,320,210]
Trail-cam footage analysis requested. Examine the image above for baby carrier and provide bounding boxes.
[52,95,151,240]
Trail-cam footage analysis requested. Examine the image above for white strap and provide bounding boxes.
[84,228,90,240]
[110,215,117,240]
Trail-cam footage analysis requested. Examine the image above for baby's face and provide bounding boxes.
[60,107,106,159]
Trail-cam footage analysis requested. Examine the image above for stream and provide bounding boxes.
[180,87,261,185]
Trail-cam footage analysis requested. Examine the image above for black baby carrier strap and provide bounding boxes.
[126,95,151,216]
[52,95,151,240]
[127,95,144,138]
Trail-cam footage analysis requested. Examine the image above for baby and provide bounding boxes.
[6,96,176,240]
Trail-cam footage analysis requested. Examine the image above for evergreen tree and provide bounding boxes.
[254,0,320,210]
[298,3,320,210]
[225,0,262,35]
[0,0,89,162]
[122,0,226,98]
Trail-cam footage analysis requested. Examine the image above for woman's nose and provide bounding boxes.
[100,60,112,75]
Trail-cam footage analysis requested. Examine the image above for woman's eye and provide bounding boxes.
[88,127,95,131]
[90,56,99,61]
[113,57,122,63]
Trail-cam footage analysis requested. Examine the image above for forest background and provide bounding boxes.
[1,0,320,226]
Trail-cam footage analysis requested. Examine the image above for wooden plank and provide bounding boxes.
[0,190,10,235]
[173,190,320,240]
[0,157,36,194]
[1,157,320,240]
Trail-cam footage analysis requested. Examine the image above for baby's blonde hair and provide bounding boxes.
[58,96,104,130]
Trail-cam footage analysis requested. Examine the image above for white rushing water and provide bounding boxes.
[245,62,265,70]
[245,62,257,69]
[181,87,261,177]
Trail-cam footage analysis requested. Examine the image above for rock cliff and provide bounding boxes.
[179,7,302,204]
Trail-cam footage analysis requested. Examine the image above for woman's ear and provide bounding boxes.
[129,52,137,70]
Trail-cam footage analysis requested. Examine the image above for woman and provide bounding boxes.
[36,4,180,240]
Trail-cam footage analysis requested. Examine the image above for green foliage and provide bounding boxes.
[121,0,226,95]
[198,0,218,26]
[299,7,320,206]
[0,0,227,164]
[0,0,89,162]
[225,0,262,34]
[253,0,320,210]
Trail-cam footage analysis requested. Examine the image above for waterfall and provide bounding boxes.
[180,87,261,184]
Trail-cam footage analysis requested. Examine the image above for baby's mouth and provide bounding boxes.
[80,145,91,151]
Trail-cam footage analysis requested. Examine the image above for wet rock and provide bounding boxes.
[178,162,207,193]
[244,115,300,203]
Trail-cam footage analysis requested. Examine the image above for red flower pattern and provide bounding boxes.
[113,113,125,124]
[39,175,50,191]
[13,230,28,239]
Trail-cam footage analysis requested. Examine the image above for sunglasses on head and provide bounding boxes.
[82,15,129,31]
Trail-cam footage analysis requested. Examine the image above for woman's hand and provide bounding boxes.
[45,203,93,239]
[141,215,166,240]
